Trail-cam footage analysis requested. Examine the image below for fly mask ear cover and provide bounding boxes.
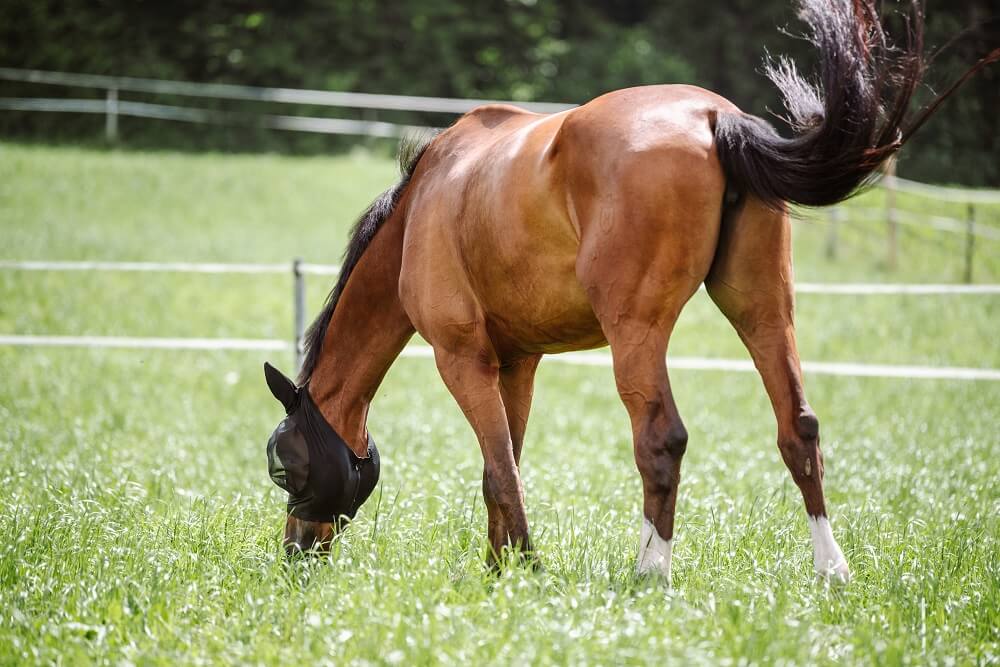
[264,362,380,523]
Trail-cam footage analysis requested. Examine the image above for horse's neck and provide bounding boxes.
[307,214,414,457]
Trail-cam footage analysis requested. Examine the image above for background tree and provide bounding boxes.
[0,0,995,185]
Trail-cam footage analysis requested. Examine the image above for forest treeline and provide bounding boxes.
[1,0,996,185]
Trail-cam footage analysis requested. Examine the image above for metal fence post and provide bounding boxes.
[105,86,118,142]
[885,158,897,271]
[964,204,975,284]
[826,206,840,260]
[293,258,305,373]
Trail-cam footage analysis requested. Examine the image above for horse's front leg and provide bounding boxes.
[434,349,535,564]
[481,355,541,567]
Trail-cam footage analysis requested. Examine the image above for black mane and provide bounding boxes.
[297,134,432,384]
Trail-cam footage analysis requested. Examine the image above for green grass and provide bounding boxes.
[0,142,998,665]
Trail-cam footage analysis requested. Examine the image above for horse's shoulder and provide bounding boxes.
[416,104,544,179]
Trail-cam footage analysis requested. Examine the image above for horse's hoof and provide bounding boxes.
[484,549,542,574]
[815,560,851,584]
[636,570,673,590]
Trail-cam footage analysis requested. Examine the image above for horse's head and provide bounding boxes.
[263,362,380,556]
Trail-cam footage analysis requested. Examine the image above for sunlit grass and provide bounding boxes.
[1,350,996,664]
[0,143,997,664]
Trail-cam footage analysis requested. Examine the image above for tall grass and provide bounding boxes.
[0,143,996,664]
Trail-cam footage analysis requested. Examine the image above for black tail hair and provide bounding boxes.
[715,0,1000,209]
[297,134,433,384]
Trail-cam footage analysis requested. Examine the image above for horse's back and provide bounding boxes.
[556,85,735,218]
[562,84,736,152]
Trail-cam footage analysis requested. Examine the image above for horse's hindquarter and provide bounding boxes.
[565,86,731,311]
[400,86,732,361]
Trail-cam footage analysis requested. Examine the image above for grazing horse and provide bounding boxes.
[266,0,997,582]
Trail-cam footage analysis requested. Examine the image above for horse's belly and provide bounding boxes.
[466,218,606,357]
[483,279,606,357]
[489,312,608,357]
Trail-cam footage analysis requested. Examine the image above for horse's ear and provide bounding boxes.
[264,362,298,413]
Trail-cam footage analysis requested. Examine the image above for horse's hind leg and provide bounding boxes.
[602,315,691,583]
[705,195,850,581]
[577,214,716,584]
[483,355,541,566]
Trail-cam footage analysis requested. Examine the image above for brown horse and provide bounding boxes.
[271,0,997,582]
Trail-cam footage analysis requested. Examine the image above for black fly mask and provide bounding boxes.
[263,362,380,524]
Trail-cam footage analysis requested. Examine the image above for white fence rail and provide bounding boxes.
[2,67,998,281]
[0,67,575,115]
[4,69,999,203]
[825,206,1000,241]
[4,68,998,206]
[0,259,340,275]
[2,258,999,381]
[0,96,434,139]
[3,258,999,293]
[2,334,998,382]
[0,258,331,369]
[0,67,574,140]
[890,175,1000,206]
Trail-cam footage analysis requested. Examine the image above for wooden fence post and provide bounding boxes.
[104,86,118,142]
[885,158,898,271]
[293,258,306,372]
[826,206,840,260]
[964,204,975,284]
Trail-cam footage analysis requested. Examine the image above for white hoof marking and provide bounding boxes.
[637,518,672,583]
[808,515,850,582]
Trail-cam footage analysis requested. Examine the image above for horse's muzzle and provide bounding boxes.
[283,514,335,556]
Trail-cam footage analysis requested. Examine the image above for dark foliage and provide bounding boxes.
[0,0,996,184]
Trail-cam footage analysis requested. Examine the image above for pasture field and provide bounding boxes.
[0,142,998,665]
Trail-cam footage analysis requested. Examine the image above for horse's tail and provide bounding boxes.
[714,0,999,209]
